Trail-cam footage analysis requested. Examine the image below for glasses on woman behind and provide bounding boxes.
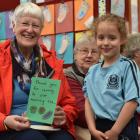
[78,48,98,55]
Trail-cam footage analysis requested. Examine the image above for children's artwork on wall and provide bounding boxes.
[55,1,73,33]
[20,0,59,4]
[20,0,44,3]
[41,4,54,35]
[75,30,93,43]
[84,15,94,29]
[57,3,68,23]
[39,35,55,50]
[138,0,140,32]
[43,5,52,23]
[131,0,138,33]
[75,32,84,43]
[55,33,73,64]
[36,0,45,3]
[111,0,125,17]
[5,11,14,39]
[20,0,32,3]
[74,0,94,31]
[0,12,6,40]
[98,0,106,16]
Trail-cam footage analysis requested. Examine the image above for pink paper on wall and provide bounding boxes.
[55,1,73,34]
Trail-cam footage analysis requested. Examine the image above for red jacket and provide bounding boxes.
[0,40,78,138]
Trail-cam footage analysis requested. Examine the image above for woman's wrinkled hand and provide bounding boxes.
[53,106,66,126]
[4,115,30,131]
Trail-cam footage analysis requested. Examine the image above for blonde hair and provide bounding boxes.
[12,2,44,26]
[94,14,127,40]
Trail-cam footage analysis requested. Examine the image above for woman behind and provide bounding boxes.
[124,33,140,68]
[64,34,100,140]
[0,2,77,140]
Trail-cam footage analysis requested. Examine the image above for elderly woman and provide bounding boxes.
[0,2,77,140]
[64,34,100,140]
[124,33,140,68]
[124,33,140,136]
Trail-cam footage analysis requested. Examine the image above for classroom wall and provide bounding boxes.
[0,0,139,65]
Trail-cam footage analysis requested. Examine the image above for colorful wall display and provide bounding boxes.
[0,11,14,40]
[55,1,73,33]
[41,4,55,35]
[74,0,94,31]
[20,0,45,3]
[111,0,125,17]
[131,0,138,33]
[138,0,140,32]
[98,0,106,16]
[0,0,140,64]
[39,35,55,50]
[55,33,73,64]
[75,30,93,43]
[5,11,14,39]
[0,12,6,40]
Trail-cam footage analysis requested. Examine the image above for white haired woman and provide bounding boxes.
[0,2,77,140]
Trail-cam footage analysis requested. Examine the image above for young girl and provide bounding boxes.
[83,14,140,140]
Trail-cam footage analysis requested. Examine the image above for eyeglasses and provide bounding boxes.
[78,49,98,55]
[18,22,41,30]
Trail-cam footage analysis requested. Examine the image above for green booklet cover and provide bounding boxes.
[27,77,60,125]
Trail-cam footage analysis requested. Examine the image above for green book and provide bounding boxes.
[27,77,60,125]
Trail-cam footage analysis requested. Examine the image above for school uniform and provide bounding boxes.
[83,55,140,140]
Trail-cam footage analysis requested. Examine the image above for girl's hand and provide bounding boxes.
[4,115,30,131]
[53,106,66,126]
[105,130,118,140]
[91,129,109,140]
